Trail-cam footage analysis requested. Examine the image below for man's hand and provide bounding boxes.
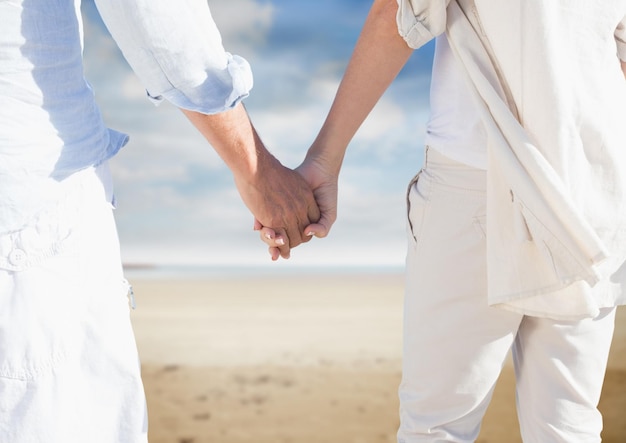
[236,153,320,259]
[257,153,337,260]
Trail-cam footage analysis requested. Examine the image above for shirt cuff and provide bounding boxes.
[147,53,253,114]
[396,0,443,49]
[617,17,626,61]
[617,39,626,62]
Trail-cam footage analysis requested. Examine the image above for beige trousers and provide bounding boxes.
[398,148,616,443]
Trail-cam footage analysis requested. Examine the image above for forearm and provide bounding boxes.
[306,0,413,173]
[622,60,626,79]
[181,103,273,184]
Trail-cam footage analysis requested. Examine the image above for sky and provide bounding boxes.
[80,0,435,269]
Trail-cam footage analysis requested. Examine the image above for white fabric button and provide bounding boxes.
[8,248,27,266]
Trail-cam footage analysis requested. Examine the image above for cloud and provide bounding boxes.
[208,0,275,54]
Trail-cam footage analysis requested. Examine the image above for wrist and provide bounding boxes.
[233,139,281,189]
[306,138,345,177]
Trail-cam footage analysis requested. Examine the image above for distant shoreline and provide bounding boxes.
[122,263,405,280]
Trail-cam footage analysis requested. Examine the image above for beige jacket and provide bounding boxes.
[397,0,626,319]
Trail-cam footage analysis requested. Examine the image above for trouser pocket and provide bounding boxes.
[406,167,433,247]
[0,247,82,380]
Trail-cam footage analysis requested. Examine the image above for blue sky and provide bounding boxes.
[81,0,435,269]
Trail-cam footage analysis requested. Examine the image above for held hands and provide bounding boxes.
[178,104,333,260]
[256,154,338,260]
[236,154,321,259]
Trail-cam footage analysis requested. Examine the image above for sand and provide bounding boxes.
[129,272,626,443]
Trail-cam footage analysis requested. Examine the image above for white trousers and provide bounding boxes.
[0,164,148,443]
[398,148,616,443]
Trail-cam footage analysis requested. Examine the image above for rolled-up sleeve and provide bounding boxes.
[94,0,253,115]
[616,14,626,61]
[396,0,450,49]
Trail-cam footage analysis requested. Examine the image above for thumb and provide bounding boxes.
[303,212,335,239]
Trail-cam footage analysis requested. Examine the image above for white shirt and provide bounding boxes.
[397,0,626,319]
[425,34,486,169]
[0,0,252,234]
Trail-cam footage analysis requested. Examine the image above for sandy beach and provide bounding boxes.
[129,272,626,443]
